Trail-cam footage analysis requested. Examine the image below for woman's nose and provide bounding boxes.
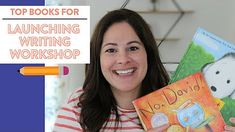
[116,51,131,64]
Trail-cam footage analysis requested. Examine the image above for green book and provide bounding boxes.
[170,28,235,126]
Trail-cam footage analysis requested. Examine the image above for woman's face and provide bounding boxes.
[100,22,147,94]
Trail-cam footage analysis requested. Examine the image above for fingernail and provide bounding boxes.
[230,117,235,122]
[225,125,229,128]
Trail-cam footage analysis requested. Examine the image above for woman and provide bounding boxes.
[53,9,235,132]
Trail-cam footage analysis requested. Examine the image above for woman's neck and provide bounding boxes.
[111,87,141,110]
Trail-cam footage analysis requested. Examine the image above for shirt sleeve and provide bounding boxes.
[53,88,83,132]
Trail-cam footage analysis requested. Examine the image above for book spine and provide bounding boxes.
[169,41,194,83]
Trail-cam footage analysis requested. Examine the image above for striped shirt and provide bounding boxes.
[53,87,144,132]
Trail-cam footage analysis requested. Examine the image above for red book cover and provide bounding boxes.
[133,72,225,131]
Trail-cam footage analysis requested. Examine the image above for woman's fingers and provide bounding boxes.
[224,125,235,132]
[223,117,235,132]
[229,117,235,124]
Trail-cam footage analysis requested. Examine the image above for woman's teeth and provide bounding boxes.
[115,68,134,75]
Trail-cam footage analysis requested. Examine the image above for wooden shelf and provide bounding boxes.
[155,38,180,41]
[137,10,194,14]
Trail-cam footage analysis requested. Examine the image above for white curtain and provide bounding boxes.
[45,75,65,132]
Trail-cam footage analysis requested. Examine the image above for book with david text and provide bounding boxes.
[133,72,225,131]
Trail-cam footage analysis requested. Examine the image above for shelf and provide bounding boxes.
[137,10,194,14]
[155,38,180,41]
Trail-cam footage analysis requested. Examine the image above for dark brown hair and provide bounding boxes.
[79,8,169,131]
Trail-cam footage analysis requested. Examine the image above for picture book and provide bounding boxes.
[169,28,235,126]
[133,72,225,131]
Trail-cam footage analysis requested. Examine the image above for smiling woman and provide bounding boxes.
[53,9,169,132]
[100,22,148,109]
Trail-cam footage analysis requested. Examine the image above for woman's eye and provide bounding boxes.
[105,48,116,53]
[128,46,139,51]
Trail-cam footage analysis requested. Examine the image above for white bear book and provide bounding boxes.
[170,28,235,126]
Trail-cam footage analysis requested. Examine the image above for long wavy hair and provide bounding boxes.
[79,8,169,131]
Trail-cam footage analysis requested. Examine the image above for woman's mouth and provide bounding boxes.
[113,68,136,76]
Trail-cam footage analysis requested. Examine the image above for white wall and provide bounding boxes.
[59,64,85,98]
[60,0,235,92]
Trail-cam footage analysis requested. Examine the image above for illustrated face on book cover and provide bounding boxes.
[202,52,235,99]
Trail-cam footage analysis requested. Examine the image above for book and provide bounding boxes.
[169,28,235,126]
[133,72,225,131]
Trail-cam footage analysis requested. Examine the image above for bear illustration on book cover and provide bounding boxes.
[169,28,235,126]
[133,73,225,131]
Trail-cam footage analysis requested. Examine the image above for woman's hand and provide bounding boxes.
[224,117,235,132]
[147,124,169,132]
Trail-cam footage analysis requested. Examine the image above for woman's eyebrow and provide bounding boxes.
[102,40,142,48]
[127,40,142,45]
[102,43,117,48]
